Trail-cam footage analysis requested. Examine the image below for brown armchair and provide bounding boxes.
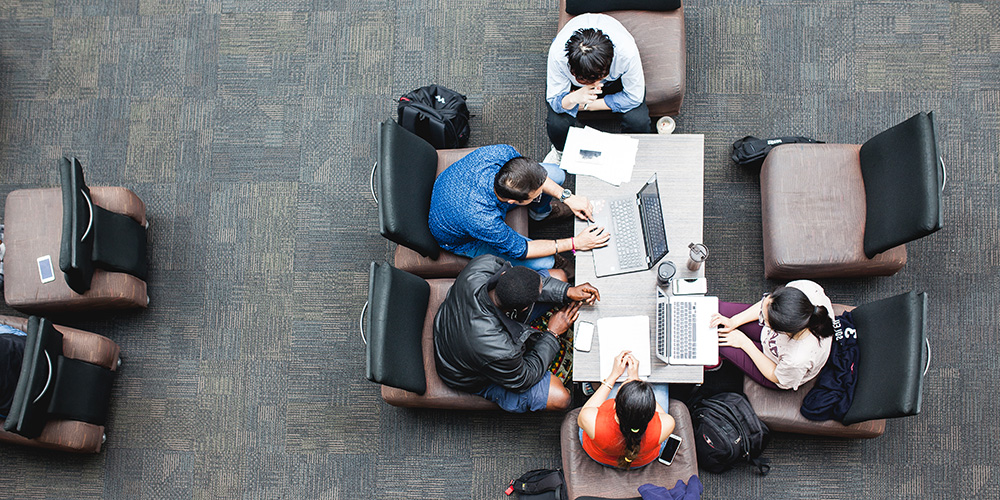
[4,158,149,313]
[0,315,120,453]
[374,120,527,279]
[760,112,944,279]
[557,0,686,117]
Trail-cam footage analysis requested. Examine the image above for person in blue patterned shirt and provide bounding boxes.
[429,144,609,273]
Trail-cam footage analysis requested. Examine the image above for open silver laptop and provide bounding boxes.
[654,287,719,365]
[590,174,669,277]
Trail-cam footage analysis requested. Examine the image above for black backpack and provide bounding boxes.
[692,392,771,475]
[397,84,471,149]
[505,468,567,500]
[731,135,823,166]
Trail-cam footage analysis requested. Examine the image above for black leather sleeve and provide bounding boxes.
[481,332,560,392]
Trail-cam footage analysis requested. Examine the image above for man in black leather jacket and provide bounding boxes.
[434,254,600,413]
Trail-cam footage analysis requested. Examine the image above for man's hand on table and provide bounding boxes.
[547,301,582,337]
[574,225,610,251]
[567,283,600,305]
[563,194,594,221]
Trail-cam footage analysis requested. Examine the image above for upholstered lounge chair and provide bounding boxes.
[760,112,944,279]
[0,315,120,453]
[557,0,686,118]
[364,261,499,409]
[4,158,149,313]
[744,292,929,438]
[560,402,698,500]
[375,120,527,279]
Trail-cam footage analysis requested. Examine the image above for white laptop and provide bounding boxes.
[654,287,719,366]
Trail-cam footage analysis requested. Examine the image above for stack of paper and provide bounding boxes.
[559,126,640,186]
[596,315,651,382]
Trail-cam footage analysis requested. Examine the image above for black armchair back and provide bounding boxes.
[376,120,442,259]
[59,157,148,294]
[843,292,929,425]
[364,262,429,395]
[860,112,944,258]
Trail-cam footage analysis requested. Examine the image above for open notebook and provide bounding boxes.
[596,316,652,382]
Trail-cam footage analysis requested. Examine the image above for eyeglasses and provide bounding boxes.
[531,193,543,204]
[758,293,770,326]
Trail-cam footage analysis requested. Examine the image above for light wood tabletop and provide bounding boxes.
[571,134,707,384]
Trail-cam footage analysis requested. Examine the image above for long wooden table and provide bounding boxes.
[572,134,706,384]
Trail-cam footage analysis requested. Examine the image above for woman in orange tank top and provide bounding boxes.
[578,350,675,469]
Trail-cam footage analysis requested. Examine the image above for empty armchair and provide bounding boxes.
[374,119,528,279]
[4,158,150,313]
[744,291,929,438]
[761,112,944,279]
[0,315,120,453]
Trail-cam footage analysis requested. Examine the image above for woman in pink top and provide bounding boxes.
[710,280,835,390]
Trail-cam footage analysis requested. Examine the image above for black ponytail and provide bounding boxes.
[767,286,834,341]
[806,304,834,340]
[614,380,656,469]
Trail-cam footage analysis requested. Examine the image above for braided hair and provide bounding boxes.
[613,380,656,469]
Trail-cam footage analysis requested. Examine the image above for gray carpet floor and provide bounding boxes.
[0,0,997,498]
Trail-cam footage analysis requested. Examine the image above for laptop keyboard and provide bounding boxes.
[610,199,643,269]
[671,301,697,359]
[656,301,669,359]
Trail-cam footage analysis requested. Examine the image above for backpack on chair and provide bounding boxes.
[731,135,823,166]
[397,84,471,149]
[692,392,771,475]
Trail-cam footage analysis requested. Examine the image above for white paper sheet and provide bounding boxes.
[596,315,651,382]
[560,127,639,186]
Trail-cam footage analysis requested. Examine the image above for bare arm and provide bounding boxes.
[578,350,629,440]
[523,226,610,258]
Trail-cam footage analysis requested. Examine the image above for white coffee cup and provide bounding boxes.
[656,116,676,134]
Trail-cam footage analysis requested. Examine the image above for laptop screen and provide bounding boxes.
[638,176,669,266]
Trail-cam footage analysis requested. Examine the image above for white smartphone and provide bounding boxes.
[37,255,55,284]
[672,277,707,295]
[658,434,683,466]
[575,321,595,352]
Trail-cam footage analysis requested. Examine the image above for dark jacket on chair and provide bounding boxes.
[434,255,569,393]
[0,333,26,416]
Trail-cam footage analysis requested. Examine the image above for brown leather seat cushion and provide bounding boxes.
[743,376,885,439]
[0,315,120,453]
[380,278,500,410]
[394,148,529,279]
[560,402,698,499]
[740,303,885,439]
[4,187,148,313]
[558,0,686,117]
[761,144,906,279]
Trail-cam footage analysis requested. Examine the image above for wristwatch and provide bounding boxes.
[560,188,573,201]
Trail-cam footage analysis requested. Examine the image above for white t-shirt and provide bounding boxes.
[545,13,645,116]
[759,280,834,390]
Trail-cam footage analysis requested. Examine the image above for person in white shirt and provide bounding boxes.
[544,13,650,157]
[710,280,835,390]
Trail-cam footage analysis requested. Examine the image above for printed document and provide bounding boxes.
[560,127,639,186]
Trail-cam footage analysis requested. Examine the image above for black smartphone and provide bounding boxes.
[658,434,682,466]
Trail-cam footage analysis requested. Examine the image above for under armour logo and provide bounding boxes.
[435,94,446,104]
